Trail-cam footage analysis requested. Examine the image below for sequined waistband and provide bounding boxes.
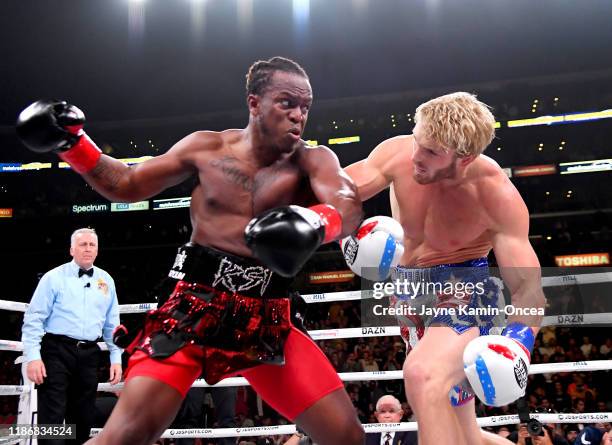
[167,242,293,299]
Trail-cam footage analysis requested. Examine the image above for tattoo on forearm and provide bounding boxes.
[210,156,254,192]
[88,158,124,191]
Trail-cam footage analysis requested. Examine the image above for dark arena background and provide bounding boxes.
[0,1,611,444]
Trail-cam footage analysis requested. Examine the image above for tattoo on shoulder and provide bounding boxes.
[89,159,124,191]
[209,156,254,192]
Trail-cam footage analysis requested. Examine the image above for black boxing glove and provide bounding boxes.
[245,204,342,277]
[16,99,101,173]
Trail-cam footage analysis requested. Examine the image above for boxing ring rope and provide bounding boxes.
[1,271,611,441]
[96,359,612,392]
[4,414,612,443]
[2,314,611,354]
[2,269,611,314]
[91,413,612,439]
[0,438,25,445]
[1,311,610,354]
[0,358,610,397]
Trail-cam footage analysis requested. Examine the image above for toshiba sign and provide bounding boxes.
[554,253,610,267]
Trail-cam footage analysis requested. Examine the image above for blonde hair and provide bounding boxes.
[414,92,495,157]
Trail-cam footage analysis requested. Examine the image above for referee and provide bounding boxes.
[22,228,122,444]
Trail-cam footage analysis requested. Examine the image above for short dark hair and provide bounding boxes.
[245,56,308,96]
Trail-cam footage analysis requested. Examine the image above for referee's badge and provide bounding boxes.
[97,278,109,296]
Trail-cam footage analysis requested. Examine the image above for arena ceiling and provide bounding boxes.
[2,0,612,126]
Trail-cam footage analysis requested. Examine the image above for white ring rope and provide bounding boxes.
[87,412,612,439]
[2,359,610,396]
[0,300,159,313]
[1,270,610,313]
[0,385,30,396]
[2,310,611,353]
[2,309,611,354]
[93,359,612,392]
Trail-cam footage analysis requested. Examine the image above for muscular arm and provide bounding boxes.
[302,145,363,237]
[344,137,399,200]
[81,132,204,202]
[487,179,545,331]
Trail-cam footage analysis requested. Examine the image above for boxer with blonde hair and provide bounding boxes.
[344,92,545,445]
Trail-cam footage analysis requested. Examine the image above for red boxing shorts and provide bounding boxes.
[125,325,343,420]
[123,243,343,420]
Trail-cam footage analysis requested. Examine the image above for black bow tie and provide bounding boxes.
[78,268,93,278]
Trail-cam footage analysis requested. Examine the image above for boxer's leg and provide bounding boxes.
[86,346,203,445]
[403,325,479,445]
[242,327,364,445]
[292,389,364,445]
[453,398,485,445]
[85,376,184,445]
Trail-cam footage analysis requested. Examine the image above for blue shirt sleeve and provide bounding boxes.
[102,276,122,364]
[21,272,55,362]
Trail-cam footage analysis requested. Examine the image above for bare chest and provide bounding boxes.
[197,156,311,216]
[392,179,491,251]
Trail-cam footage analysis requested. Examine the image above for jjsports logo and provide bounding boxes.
[513,357,528,389]
[213,257,272,296]
[342,237,359,265]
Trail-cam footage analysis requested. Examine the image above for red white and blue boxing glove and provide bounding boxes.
[16,100,102,174]
[340,216,404,281]
[463,322,535,406]
[245,204,342,277]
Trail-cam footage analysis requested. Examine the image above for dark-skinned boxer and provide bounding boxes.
[17,57,365,445]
